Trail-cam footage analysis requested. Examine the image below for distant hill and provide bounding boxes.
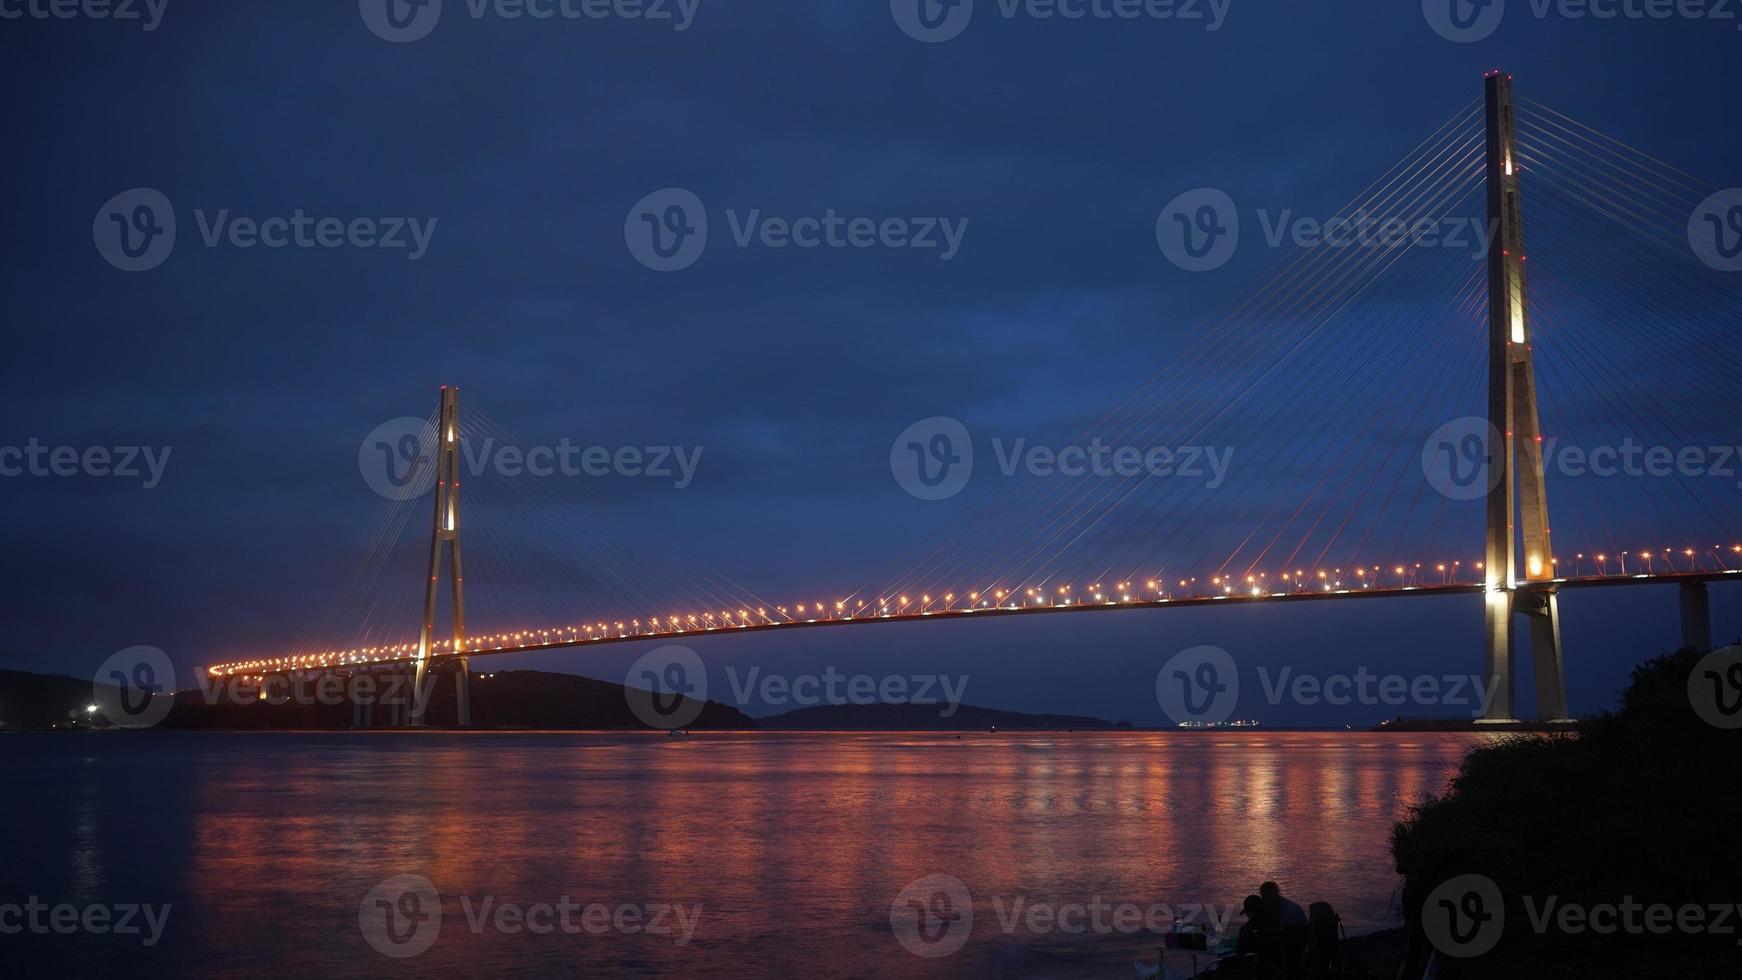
[0,669,107,729]
[1,668,755,731]
[759,701,1125,730]
[165,669,756,730]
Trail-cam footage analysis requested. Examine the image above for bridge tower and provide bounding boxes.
[410,386,471,726]
[1481,72,1569,722]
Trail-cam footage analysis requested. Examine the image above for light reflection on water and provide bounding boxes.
[2,731,1483,978]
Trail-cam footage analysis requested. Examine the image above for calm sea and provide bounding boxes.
[1,731,1484,978]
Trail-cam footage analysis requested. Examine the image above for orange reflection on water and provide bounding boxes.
[181,731,1485,978]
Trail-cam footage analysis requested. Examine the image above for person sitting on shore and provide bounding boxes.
[1260,882,1310,977]
[1259,881,1307,929]
[1235,894,1284,970]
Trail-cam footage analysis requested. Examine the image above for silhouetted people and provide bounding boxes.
[1215,882,1347,979]
[1261,881,1311,976]
[1306,901,1344,979]
[1235,894,1285,974]
[1393,848,1432,980]
[1260,881,1308,928]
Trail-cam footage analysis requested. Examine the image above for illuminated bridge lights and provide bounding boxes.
[203,542,1739,677]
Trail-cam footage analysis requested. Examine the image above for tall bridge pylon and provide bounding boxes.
[410,385,471,727]
[1481,72,1569,722]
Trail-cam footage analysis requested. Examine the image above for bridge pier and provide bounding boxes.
[455,657,472,728]
[1523,591,1568,722]
[1680,581,1712,653]
[1482,591,1515,721]
[389,670,406,727]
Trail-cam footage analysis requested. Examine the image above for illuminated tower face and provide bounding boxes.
[412,386,470,726]
[1480,73,1566,722]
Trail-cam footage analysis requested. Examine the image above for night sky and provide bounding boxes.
[4,2,1739,726]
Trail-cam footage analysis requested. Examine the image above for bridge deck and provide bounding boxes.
[206,569,1739,677]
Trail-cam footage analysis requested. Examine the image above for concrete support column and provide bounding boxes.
[455,657,472,728]
[1482,590,1516,722]
[1681,581,1713,653]
[1525,592,1569,721]
[390,670,406,727]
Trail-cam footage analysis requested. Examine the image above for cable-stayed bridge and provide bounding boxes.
[204,74,1742,726]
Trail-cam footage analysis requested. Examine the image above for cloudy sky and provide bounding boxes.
[4,1,1739,725]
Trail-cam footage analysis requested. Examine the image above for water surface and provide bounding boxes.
[2,731,1484,978]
